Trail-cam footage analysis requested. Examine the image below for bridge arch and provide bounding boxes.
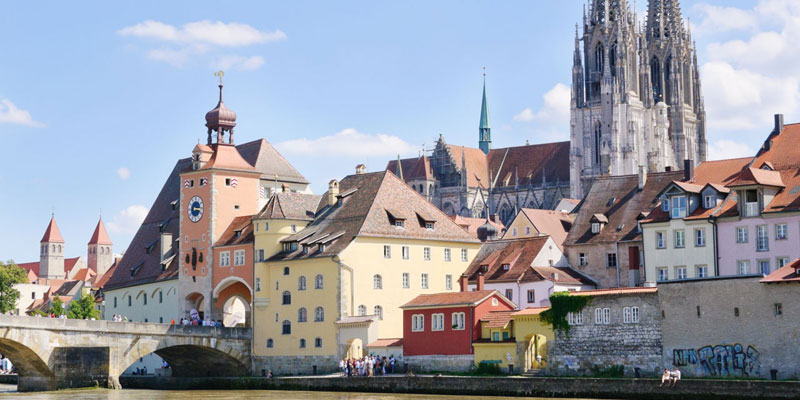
[119,334,249,378]
[0,334,55,391]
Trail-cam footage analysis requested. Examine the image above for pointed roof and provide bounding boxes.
[88,218,112,245]
[41,216,65,243]
[479,77,490,131]
[202,144,256,171]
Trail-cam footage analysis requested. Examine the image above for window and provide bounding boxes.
[461,249,468,262]
[595,308,610,324]
[383,245,391,259]
[421,273,429,289]
[505,289,513,300]
[220,251,231,266]
[776,223,788,240]
[142,293,147,305]
[662,198,670,212]
[623,307,640,323]
[491,298,498,306]
[778,257,790,268]
[656,232,665,249]
[444,248,451,262]
[291,224,297,233]
[315,274,323,289]
[423,247,431,261]
[757,225,769,251]
[431,313,445,331]
[298,307,307,322]
[267,339,274,348]
[159,291,163,303]
[402,246,410,260]
[282,320,291,335]
[737,227,749,243]
[578,253,587,266]
[676,266,687,280]
[314,307,324,322]
[567,311,583,325]
[114,297,117,308]
[512,227,518,236]
[412,314,425,331]
[591,223,600,233]
[527,290,535,303]
[256,277,261,292]
[502,263,510,271]
[452,312,465,330]
[264,222,269,231]
[734,307,740,317]
[358,305,366,316]
[425,222,434,230]
[374,305,383,320]
[606,253,617,268]
[696,265,708,278]
[738,260,750,275]
[258,249,265,262]
[525,226,532,235]
[704,195,715,209]
[402,273,410,288]
[674,230,685,248]
[282,291,291,305]
[298,276,307,290]
[695,229,705,247]
[759,259,770,275]
[128,296,132,307]
[775,303,783,316]
[315,338,322,348]
[658,268,668,282]
[234,250,245,266]
[299,339,306,348]
[445,275,453,290]
[373,274,383,289]
[671,196,687,218]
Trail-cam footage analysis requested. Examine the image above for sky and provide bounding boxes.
[1,0,797,263]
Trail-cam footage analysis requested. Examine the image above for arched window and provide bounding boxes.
[314,306,324,322]
[651,56,662,102]
[609,43,617,76]
[298,307,307,322]
[52,244,56,252]
[665,55,673,103]
[57,245,61,252]
[358,305,366,316]
[142,293,147,305]
[283,266,290,275]
[373,274,383,289]
[594,122,602,165]
[298,276,307,290]
[683,59,692,105]
[315,274,323,289]
[595,44,604,72]
[299,338,306,348]
[374,305,383,320]
[315,337,322,348]
[267,339,274,348]
[282,320,291,335]
[282,291,291,305]
[159,291,163,303]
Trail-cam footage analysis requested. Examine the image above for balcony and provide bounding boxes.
[744,202,760,217]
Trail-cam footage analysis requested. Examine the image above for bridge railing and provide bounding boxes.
[0,315,251,339]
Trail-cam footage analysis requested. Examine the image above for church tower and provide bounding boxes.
[40,215,65,280]
[478,70,491,155]
[87,217,113,278]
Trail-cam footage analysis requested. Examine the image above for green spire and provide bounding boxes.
[479,68,491,155]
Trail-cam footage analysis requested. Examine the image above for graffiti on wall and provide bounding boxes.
[673,344,760,376]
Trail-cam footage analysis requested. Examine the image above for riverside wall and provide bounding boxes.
[120,375,800,400]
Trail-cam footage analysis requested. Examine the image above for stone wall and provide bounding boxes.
[566,242,642,288]
[404,354,474,373]
[659,277,800,379]
[252,355,340,377]
[549,291,662,377]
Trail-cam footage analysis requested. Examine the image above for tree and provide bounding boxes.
[50,295,65,317]
[0,260,28,314]
[67,292,100,320]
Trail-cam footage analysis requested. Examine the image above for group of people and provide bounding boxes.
[177,317,223,326]
[659,368,682,387]
[339,355,396,377]
[110,314,128,322]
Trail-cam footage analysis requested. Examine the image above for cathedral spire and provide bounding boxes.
[478,68,491,155]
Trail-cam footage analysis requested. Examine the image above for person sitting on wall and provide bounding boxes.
[659,368,671,387]
[670,368,681,387]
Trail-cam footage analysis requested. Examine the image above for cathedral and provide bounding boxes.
[569,0,707,198]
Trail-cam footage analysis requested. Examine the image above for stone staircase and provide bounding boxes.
[523,369,546,377]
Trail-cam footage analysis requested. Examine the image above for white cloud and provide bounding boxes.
[107,205,148,235]
[513,83,570,123]
[117,167,131,180]
[214,55,265,71]
[0,98,44,128]
[691,4,758,35]
[276,128,417,157]
[708,140,756,161]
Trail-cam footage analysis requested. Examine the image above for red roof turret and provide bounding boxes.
[41,216,65,243]
[88,218,112,245]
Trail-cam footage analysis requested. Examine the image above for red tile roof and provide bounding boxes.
[40,216,64,243]
[386,156,435,182]
[511,307,549,316]
[202,143,256,171]
[760,259,800,283]
[464,237,549,283]
[753,122,800,170]
[727,167,785,188]
[487,142,571,188]
[692,157,752,186]
[256,192,321,221]
[517,208,573,249]
[401,290,506,308]
[17,257,82,281]
[448,145,490,188]
[367,338,404,348]
[88,218,112,245]
[480,310,514,328]
[215,216,255,247]
[449,215,505,238]
[568,287,657,296]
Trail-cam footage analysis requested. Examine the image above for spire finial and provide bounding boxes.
[214,70,225,101]
[482,66,486,77]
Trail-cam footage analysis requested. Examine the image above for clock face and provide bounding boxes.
[188,195,204,222]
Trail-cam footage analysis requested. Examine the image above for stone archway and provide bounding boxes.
[119,337,250,380]
[185,292,205,321]
[0,338,54,391]
[345,338,364,359]
[524,334,548,371]
[213,278,252,327]
[222,295,250,327]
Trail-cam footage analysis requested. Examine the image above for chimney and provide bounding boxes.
[775,114,784,135]
[327,179,339,206]
[490,213,499,223]
[683,159,694,182]
[476,273,485,291]
[638,165,647,190]
[459,274,469,292]
[355,164,366,175]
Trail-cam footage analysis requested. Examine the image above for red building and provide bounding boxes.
[401,276,516,356]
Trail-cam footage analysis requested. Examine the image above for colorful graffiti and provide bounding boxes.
[673,344,760,376]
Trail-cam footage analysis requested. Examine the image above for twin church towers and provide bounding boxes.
[569,0,707,198]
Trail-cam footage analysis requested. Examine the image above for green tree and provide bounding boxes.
[67,292,100,320]
[50,294,65,317]
[0,260,28,314]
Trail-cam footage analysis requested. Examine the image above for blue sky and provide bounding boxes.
[2,0,796,263]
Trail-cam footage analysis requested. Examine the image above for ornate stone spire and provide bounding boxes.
[478,68,491,155]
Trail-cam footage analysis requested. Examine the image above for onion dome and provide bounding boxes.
[205,84,237,131]
[477,219,498,242]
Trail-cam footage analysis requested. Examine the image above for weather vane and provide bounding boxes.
[482,66,486,77]
[214,70,225,85]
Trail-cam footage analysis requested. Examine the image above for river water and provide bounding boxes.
[0,385,604,400]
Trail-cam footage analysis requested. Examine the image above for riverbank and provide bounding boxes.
[120,375,800,400]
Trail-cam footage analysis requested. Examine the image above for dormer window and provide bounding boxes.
[425,222,434,230]
[502,263,510,271]
[591,223,600,233]
[662,197,670,212]
[704,195,715,209]
[395,220,405,228]
[302,245,309,255]
[283,242,298,252]
[670,196,687,218]
[319,243,326,252]
[235,230,242,238]
[744,189,760,217]
[480,265,488,273]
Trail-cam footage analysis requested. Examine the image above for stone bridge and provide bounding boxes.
[0,315,252,391]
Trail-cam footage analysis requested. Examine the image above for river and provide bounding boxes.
[0,385,604,400]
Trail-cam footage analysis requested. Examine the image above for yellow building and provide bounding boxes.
[473,307,553,374]
[252,169,482,374]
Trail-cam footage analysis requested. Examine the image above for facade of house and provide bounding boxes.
[501,208,573,250]
[252,170,482,375]
[472,307,553,374]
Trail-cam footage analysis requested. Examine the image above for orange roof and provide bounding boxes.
[447,144,490,188]
[760,259,800,283]
[693,157,751,186]
[367,338,404,348]
[71,268,96,282]
[480,310,514,328]
[727,167,785,188]
[88,218,112,245]
[94,261,118,289]
[569,287,657,296]
[202,143,255,171]
[518,208,572,249]
[41,216,64,243]
[753,122,800,170]
[64,257,81,275]
[449,215,505,238]
[511,306,549,316]
[401,290,508,308]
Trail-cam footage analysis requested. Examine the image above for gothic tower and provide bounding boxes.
[478,72,491,155]
[87,217,113,278]
[40,215,65,280]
